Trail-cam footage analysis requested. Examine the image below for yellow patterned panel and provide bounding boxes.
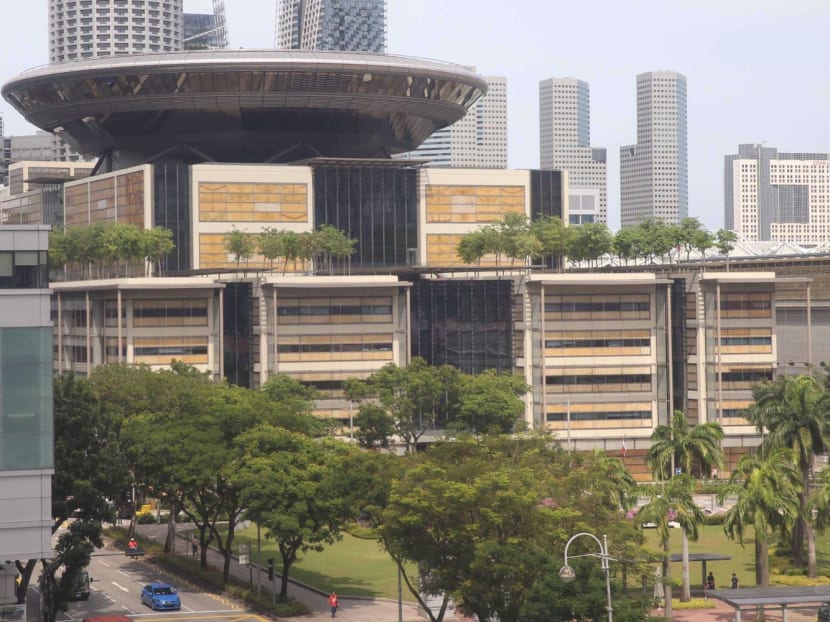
[425,234,500,267]
[199,233,305,271]
[198,182,309,223]
[425,185,525,223]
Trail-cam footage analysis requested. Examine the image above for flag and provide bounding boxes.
[621,438,627,457]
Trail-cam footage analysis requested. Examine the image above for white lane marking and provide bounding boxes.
[116,569,130,578]
[112,581,130,592]
[96,559,112,568]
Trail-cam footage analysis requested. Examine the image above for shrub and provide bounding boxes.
[702,513,725,526]
[772,573,830,585]
[136,512,157,525]
[672,598,716,610]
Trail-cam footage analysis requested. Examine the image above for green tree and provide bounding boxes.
[530,215,570,271]
[646,410,723,601]
[646,410,724,481]
[257,227,284,270]
[715,228,738,259]
[746,374,830,574]
[721,447,800,587]
[142,226,175,276]
[452,369,529,434]
[567,222,613,269]
[224,227,255,268]
[677,218,705,260]
[612,226,641,266]
[354,402,396,448]
[637,475,703,615]
[233,426,347,601]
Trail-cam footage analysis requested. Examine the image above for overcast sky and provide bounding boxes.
[2,0,829,229]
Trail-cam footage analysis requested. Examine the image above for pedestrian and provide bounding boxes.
[191,535,199,558]
[328,592,339,618]
[707,571,715,590]
[731,573,739,589]
[128,537,138,550]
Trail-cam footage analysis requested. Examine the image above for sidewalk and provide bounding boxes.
[134,523,423,621]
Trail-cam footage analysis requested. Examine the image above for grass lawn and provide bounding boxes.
[230,523,830,598]
[643,524,830,588]
[232,525,417,601]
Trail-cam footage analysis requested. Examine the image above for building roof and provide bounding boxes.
[708,585,830,608]
[2,49,487,166]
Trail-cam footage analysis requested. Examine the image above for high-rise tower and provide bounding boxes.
[619,71,687,227]
[539,77,607,224]
[275,0,387,53]
[48,0,184,63]
[396,75,507,168]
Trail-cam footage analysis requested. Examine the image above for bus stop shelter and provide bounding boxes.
[707,585,830,622]
[669,552,731,588]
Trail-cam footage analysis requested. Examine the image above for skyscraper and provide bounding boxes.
[619,71,688,227]
[725,144,830,243]
[275,0,387,53]
[539,77,607,224]
[396,75,508,168]
[184,1,229,50]
[48,0,184,63]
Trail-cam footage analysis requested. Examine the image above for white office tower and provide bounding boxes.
[275,0,387,52]
[397,75,508,168]
[620,71,688,227]
[539,77,607,224]
[49,0,184,63]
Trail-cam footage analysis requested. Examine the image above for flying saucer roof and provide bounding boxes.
[2,49,487,165]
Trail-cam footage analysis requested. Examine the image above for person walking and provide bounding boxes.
[328,592,339,618]
[731,573,739,589]
[191,535,199,558]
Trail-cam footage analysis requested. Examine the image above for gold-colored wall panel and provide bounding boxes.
[198,182,309,223]
[425,234,500,267]
[425,185,525,223]
[199,233,304,271]
[64,169,147,228]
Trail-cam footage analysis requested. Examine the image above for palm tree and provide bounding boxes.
[745,374,830,575]
[638,476,704,617]
[720,447,800,587]
[646,410,724,601]
[647,410,725,480]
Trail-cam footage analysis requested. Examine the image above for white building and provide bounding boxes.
[397,75,508,169]
[48,0,184,63]
[620,71,688,227]
[539,77,607,224]
[731,154,830,243]
[0,227,54,589]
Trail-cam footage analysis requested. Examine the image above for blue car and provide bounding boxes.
[140,582,181,610]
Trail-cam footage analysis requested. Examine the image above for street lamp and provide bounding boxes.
[559,532,614,622]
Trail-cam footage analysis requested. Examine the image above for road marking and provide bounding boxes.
[116,569,131,578]
[97,559,112,567]
[112,581,130,592]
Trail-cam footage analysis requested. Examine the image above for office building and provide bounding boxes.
[539,77,607,223]
[397,75,508,168]
[620,71,688,227]
[725,144,830,243]
[184,1,228,50]
[48,0,184,63]
[0,226,54,586]
[10,49,830,481]
[275,0,386,52]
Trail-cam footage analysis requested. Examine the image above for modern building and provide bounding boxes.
[8,49,830,481]
[725,144,830,243]
[397,75,508,169]
[184,1,229,50]
[620,71,688,227]
[48,0,184,63]
[538,77,607,224]
[275,0,386,52]
[0,226,54,598]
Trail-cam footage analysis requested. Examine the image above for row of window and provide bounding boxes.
[545,338,649,349]
[278,305,392,317]
[720,336,771,346]
[546,410,651,422]
[545,302,650,313]
[547,374,652,386]
[277,343,392,353]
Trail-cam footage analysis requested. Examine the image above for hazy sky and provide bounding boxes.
[2,0,829,229]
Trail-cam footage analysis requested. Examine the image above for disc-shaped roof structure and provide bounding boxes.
[2,50,487,168]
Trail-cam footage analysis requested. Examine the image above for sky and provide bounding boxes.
[2,0,830,230]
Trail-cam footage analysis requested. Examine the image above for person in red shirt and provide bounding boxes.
[328,592,339,618]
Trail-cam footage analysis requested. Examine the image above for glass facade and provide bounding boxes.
[0,251,49,289]
[313,165,418,268]
[0,327,53,470]
[154,165,191,273]
[411,279,513,374]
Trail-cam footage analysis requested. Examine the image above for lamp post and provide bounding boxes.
[558,532,614,622]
